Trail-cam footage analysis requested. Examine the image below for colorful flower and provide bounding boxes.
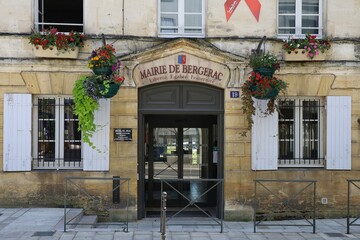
[249,53,281,71]
[29,27,85,51]
[282,33,331,59]
[242,71,288,99]
[87,44,117,69]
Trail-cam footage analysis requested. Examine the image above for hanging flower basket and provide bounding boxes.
[249,53,280,75]
[99,83,120,98]
[93,65,113,76]
[253,67,276,77]
[73,42,125,149]
[88,44,117,73]
[241,71,288,129]
[250,85,279,99]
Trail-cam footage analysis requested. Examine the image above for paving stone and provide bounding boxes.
[2,208,360,240]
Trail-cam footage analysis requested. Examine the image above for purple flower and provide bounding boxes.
[89,50,97,59]
[112,60,121,72]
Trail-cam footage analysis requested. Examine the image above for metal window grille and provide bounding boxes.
[278,98,324,167]
[33,97,82,170]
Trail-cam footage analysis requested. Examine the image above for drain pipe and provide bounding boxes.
[161,192,167,240]
[122,0,125,35]
[251,36,267,55]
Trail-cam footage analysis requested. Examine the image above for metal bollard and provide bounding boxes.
[161,192,167,240]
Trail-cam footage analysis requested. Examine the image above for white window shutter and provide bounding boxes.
[251,99,278,170]
[326,96,351,170]
[83,99,110,171]
[3,94,32,171]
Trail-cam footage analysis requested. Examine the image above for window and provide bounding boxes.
[278,98,324,167]
[278,0,322,38]
[35,0,83,32]
[251,96,351,170]
[159,0,205,37]
[3,94,110,172]
[33,96,82,169]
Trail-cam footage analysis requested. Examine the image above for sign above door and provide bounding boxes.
[121,38,246,88]
[133,53,230,88]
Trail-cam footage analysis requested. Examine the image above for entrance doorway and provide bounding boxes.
[138,83,224,219]
[145,115,218,209]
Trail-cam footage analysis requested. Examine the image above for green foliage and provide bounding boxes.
[72,44,125,150]
[29,27,85,51]
[282,33,331,59]
[241,72,288,130]
[88,44,117,69]
[72,76,99,148]
[249,52,280,70]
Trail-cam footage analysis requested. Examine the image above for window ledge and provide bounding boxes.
[158,33,205,38]
[278,164,324,168]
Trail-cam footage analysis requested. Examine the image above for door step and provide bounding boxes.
[54,208,83,230]
[146,210,212,218]
[55,209,98,230]
[75,215,98,229]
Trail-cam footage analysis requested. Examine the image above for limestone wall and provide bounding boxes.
[2,1,360,37]
[0,0,360,220]
[223,60,360,220]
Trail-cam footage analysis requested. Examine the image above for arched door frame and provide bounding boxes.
[137,82,224,219]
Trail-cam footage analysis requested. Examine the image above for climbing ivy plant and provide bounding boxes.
[72,76,99,149]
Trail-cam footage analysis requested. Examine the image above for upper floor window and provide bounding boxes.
[278,0,322,38]
[35,0,83,32]
[33,96,82,170]
[158,0,205,38]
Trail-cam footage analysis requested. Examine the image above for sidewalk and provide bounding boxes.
[0,208,359,240]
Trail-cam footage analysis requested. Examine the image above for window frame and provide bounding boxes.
[158,0,205,38]
[251,96,351,171]
[32,95,83,170]
[278,97,324,168]
[277,0,323,39]
[34,0,84,32]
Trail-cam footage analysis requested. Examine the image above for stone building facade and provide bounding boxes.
[0,0,360,220]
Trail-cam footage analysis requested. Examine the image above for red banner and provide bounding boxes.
[245,0,261,22]
[224,0,261,22]
[224,0,240,22]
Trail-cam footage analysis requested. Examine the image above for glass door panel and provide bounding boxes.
[153,128,178,179]
[144,115,218,209]
[183,128,209,203]
[183,128,208,179]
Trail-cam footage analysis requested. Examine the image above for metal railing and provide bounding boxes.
[347,179,360,234]
[254,179,317,233]
[64,176,130,232]
[159,178,224,233]
[161,192,167,240]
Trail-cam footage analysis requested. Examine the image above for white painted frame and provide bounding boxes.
[32,96,83,170]
[34,0,84,32]
[326,96,351,170]
[277,0,323,39]
[3,94,32,172]
[158,0,205,38]
[278,98,324,168]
